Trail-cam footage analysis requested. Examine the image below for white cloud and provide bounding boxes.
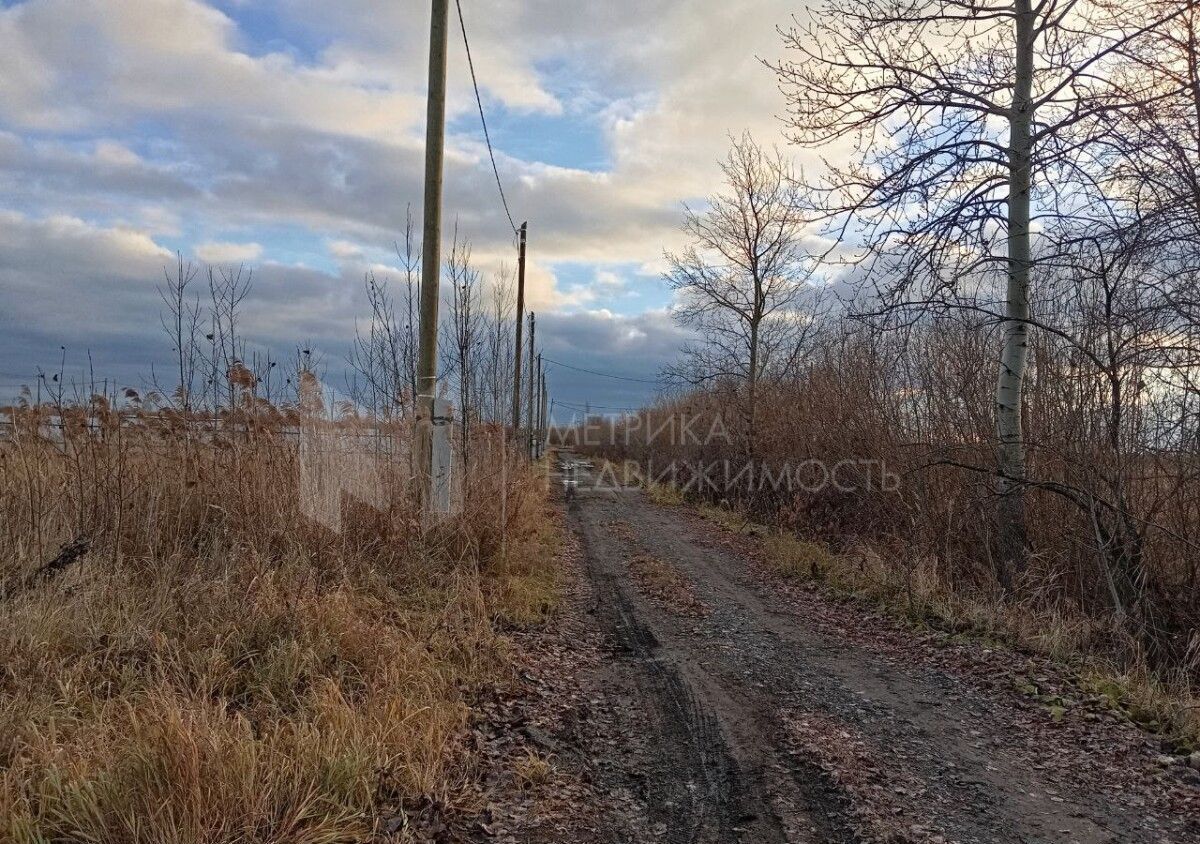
[593,270,629,294]
[0,212,175,379]
[0,0,822,399]
[328,239,364,260]
[0,0,807,259]
[195,241,264,263]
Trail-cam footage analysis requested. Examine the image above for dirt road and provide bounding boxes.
[541,453,1198,844]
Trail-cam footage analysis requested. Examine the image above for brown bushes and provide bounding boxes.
[578,321,1200,742]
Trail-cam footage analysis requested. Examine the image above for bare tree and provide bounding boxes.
[772,0,1185,587]
[157,253,201,411]
[346,209,422,421]
[480,265,515,425]
[398,206,421,411]
[446,228,482,471]
[207,265,254,412]
[664,132,819,457]
[1038,220,1200,626]
[1093,2,1200,255]
[350,272,401,418]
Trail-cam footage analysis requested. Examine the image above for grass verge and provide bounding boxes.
[0,415,560,843]
[668,489,1200,752]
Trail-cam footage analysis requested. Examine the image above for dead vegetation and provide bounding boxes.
[564,0,1200,765]
[0,398,558,843]
[645,481,685,507]
[706,506,1200,750]
[625,553,709,618]
[781,710,942,843]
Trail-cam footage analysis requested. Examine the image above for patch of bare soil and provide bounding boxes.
[460,524,615,844]
[686,511,1200,832]
[471,455,1198,843]
[682,503,1200,842]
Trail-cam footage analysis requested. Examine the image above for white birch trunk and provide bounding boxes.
[995,0,1035,586]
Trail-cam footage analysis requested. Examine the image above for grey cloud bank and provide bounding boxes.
[0,0,809,409]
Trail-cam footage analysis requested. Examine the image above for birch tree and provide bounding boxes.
[773,0,1183,587]
[664,133,819,457]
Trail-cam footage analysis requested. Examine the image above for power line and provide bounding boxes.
[454,0,518,235]
[556,400,645,413]
[542,357,666,385]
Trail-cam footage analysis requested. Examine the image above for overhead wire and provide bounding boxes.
[556,400,646,413]
[454,0,519,235]
[541,357,667,385]
[451,8,673,413]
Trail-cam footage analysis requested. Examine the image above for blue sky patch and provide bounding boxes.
[212,0,331,64]
[552,261,672,315]
[450,101,611,173]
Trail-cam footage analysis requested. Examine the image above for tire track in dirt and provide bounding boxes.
[553,451,1197,844]
[566,455,857,843]
[576,513,805,843]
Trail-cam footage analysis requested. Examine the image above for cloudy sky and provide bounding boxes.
[0,0,815,417]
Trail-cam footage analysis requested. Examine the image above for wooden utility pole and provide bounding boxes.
[416,0,450,509]
[526,312,536,458]
[535,352,543,451]
[511,222,527,437]
[539,369,547,457]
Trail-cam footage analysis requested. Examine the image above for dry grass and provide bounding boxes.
[626,553,709,618]
[0,401,558,842]
[757,529,1200,749]
[646,481,684,506]
[512,750,555,790]
[763,533,838,581]
[484,507,562,631]
[693,501,770,537]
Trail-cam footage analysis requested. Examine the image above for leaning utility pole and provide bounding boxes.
[526,312,536,458]
[415,0,450,509]
[511,222,527,437]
